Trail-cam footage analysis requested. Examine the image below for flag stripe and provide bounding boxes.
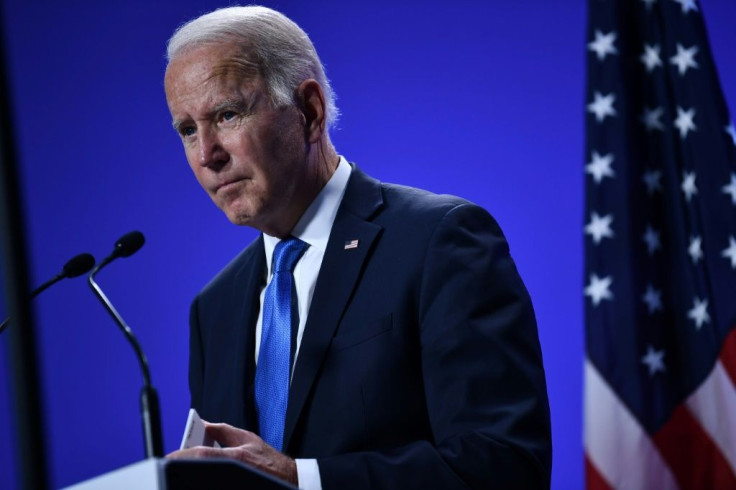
[651,404,736,490]
[585,455,614,490]
[719,326,736,387]
[584,360,678,490]
[685,359,736,476]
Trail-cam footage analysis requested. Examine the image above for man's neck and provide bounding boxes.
[259,141,339,238]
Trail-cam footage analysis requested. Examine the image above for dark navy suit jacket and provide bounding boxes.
[188,166,552,489]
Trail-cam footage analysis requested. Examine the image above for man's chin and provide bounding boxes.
[217,200,255,227]
[226,212,254,227]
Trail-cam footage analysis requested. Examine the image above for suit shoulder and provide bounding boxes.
[379,182,498,226]
[381,182,471,213]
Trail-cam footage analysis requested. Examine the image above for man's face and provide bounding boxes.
[164,43,308,233]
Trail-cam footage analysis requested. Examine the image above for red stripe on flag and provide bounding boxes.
[652,404,736,490]
[585,455,613,490]
[719,326,736,387]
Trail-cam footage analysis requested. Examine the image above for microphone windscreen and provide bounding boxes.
[114,231,145,258]
[62,253,96,278]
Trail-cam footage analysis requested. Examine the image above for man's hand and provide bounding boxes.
[167,422,298,487]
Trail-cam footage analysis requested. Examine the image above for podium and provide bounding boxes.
[63,458,298,489]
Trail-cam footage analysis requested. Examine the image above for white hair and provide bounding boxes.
[167,5,339,130]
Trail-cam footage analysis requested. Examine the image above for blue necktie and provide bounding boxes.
[255,236,308,451]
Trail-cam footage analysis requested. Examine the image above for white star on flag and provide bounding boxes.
[674,106,697,138]
[585,212,614,244]
[723,173,736,205]
[640,44,662,72]
[588,30,618,61]
[688,235,703,264]
[641,106,665,131]
[670,44,699,76]
[586,151,615,183]
[641,345,666,376]
[722,236,736,269]
[726,122,736,146]
[642,169,663,194]
[673,0,699,14]
[585,274,613,306]
[588,92,617,122]
[643,225,662,255]
[681,171,698,201]
[642,284,663,313]
[687,297,710,329]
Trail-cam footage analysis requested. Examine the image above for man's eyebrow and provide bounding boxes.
[212,98,248,114]
[172,118,187,132]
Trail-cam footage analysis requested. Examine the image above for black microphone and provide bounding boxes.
[0,252,96,334]
[88,231,164,459]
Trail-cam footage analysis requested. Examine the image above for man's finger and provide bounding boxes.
[203,421,260,448]
[167,446,224,460]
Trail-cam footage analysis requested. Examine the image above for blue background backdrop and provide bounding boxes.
[0,1,733,488]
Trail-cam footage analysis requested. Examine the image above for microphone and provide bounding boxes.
[0,252,96,334]
[88,231,164,459]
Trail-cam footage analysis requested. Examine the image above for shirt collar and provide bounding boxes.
[263,156,352,274]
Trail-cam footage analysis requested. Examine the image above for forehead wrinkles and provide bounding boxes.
[166,51,270,133]
[211,54,260,82]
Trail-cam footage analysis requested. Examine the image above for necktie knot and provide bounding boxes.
[273,237,308,273]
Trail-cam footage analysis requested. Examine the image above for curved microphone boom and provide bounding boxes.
[88,231,164,458]
[0,252,96,334]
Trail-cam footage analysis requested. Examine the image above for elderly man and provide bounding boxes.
[165,6,551,489]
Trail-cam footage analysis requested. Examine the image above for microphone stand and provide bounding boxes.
[88,254,164,459]
[0,276,61,333]
[0,256,91,334]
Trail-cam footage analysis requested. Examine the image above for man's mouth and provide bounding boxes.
[215,178,247,193]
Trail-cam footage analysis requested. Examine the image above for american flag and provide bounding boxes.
[583,1,736,489]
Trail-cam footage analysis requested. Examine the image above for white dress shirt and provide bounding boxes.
[256,156,351,490]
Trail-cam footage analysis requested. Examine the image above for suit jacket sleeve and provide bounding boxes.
[317,202,551,489]
[189,295,205,415]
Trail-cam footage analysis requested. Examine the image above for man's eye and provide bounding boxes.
[181,127,196,137]
[222,111,237,121]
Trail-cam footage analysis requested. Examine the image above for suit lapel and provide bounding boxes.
[283,167,383,450]
[231,237,265,431]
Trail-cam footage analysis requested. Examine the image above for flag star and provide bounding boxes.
[673,0,699,14]
[674,106,697,138]
[643,225,662,255]
[688,235,703,264]
[640,44,663,72]
[641,0,657,9]
[588,30,618,61]
[726,122,736,146]
[588,92,617,122]
[585,274,614,306]
[641,345,666,376]
[586,151,615,183]
[723,173,736,205]
[641,106,665,131]
[681,171,698,201]
[722,236,736,269]
[687,297,710,329]
[585,212,614,244]
[642,169,663,194]
[642,284,663,314]
[670,44,699,76]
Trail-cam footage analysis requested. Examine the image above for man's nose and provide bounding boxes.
[197,128,228,169]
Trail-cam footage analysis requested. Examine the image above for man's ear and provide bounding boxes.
[296,79,327,143]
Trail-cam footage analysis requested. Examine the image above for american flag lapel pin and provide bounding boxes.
[344,239,359,250]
